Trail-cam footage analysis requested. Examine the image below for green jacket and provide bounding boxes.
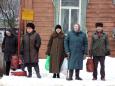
[90,31,110,56]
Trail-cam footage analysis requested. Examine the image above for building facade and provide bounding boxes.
[21,0,115,58]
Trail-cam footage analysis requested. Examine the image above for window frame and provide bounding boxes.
[59,0,82,31]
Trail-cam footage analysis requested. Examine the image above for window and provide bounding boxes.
[0,31,4,43]
[62,0,79,6]
[113,0,115,4]
[59,0,81,33]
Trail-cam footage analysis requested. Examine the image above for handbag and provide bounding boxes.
[86,58,94,72]
[45,55,50,71]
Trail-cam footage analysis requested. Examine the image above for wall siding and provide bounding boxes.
[87,0,115,56]
[22,0,54,58]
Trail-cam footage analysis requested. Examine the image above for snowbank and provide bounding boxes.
[0,56,115,86]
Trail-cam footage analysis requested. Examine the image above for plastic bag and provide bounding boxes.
[61,58,68,75]
[45,55,50,71]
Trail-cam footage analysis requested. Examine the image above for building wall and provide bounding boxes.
[87,0,115,56]
[22,0,54,58]
[22,0,115,57]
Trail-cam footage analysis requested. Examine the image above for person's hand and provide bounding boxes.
[87,56,93,59]
[83,54,87,60]
[66,52,70,59]
[105,50,111,56]
[45,52,50,56]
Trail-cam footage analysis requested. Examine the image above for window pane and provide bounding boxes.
[113,0,115,4]
[61,9,69,33]
[71,9,79,29]
[0,33,2,43]
[62,0,79,7]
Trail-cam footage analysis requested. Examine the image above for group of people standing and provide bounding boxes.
[46,22,110,81]
[1,22,110,81]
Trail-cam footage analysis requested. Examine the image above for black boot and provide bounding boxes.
[5,61,11,76]
[53,73,56,78]
[34,65,41,78]
[66,70,73,81]
[21,63,26,72]
[75,69,82,80]
[57,73,60,78]
[27,66,32,77]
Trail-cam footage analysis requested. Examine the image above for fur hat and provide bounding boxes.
[95,22,103,28]
[26,23,35,30]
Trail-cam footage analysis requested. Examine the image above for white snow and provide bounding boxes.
[0,56,115,86]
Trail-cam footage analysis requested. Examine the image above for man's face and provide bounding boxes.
[27,27,33,33]
[74,24,80,32]
[96,27,103,32]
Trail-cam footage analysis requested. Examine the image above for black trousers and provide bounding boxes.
[26,63,40,76]
[93,56,105,79]
[5,61,11,75]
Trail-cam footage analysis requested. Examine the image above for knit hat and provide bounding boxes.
[95,22,103,28]
[26,23,35,30]
[55,25,62,31]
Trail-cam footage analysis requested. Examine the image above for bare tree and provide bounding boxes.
[0,0,20,29]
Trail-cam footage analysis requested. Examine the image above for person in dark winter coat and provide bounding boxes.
[46,25,65,78]
[21,23,41,78]
[2,29,17,75]
[89,23,110,81]
[64,24,88,80]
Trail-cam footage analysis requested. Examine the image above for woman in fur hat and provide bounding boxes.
[21,23,41,78]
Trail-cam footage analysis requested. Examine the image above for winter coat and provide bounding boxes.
[21,31,41,64]
[64,31,88,70]
[46,32,65,73]
[90,31,110,57]
[2,35,17,62]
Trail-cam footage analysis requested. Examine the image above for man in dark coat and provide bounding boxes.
[46,25,65,78]
[2,29,17,75]
[21,23,41,78]
[64,24,88,80]
[90,23,110,81]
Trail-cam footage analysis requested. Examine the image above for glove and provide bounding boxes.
[105,50,111,56]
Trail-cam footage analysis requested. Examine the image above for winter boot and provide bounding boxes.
[27,66,32,77]
[53,73,56,78]
[66,70,73,81]
[34,66,41,78]
[101,77,105,81]
[57,73,60,78]
[75,69,82,80]
[92,77,97,80]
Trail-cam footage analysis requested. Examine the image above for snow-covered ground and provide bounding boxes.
[0,56,115,86]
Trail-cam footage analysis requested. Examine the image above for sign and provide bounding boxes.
[22,9,34,20]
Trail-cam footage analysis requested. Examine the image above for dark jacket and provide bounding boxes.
[64,31,88,70]
[90,31,110,56]
[46,32,65,73]
[21,31,41,64]
[2,34,17,61]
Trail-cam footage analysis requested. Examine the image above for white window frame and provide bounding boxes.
[59,0,81,31]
